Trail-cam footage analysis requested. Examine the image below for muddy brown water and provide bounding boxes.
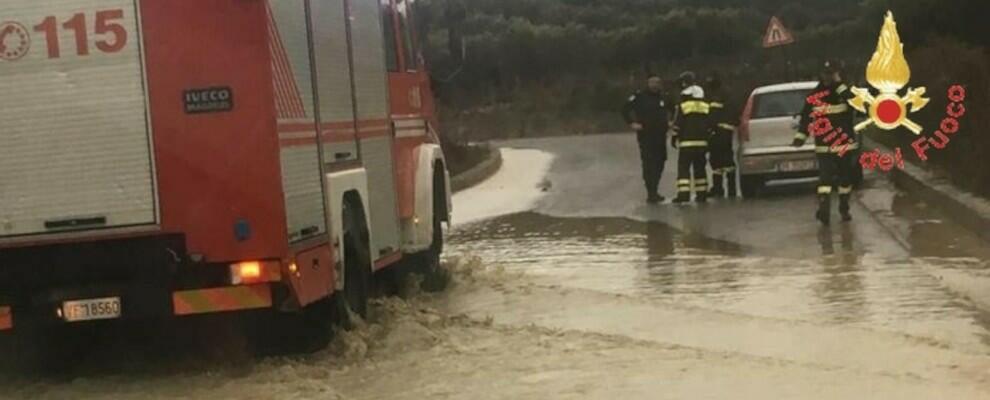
[448,211,990,352]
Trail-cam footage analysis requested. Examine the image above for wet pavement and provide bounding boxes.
[435,133,990,397]
[448,135,990,345]
[4,133,990,399]
[448,211,989,348]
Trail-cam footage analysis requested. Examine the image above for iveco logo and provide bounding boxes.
[184,86,234,114]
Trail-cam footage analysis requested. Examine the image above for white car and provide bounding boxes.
[737,81,821,197]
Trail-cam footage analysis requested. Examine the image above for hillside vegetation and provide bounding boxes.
[421,0,990,196]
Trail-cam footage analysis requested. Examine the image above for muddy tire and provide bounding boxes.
[333,201,371,328]
[418,173,450,292]
[245,300,334,355]
[248,201,370,354]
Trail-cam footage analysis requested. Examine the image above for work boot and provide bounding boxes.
[816,195,831,225]
[839,194,852,222]
[646,194,662,204]
[726,172,738,198]
[695,191,708,203]
[673,193,691,204]
[708,174,724,198]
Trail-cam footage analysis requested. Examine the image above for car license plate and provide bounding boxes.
[62,297,122,322]
[779,160,816,172]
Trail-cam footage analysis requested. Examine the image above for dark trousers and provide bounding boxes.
[637,133,667,196]
[816,153,856,196]
[676,147,708,196]
[708,144,737,196]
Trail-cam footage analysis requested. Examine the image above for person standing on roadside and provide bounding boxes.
[622,74,672,204]
[705,75,738,198]
[791,60,859,224]
[671,71,711,204]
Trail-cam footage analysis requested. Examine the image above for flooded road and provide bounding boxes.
[4,134,990,399]
[448,212,988,353]
[433,134,990,397]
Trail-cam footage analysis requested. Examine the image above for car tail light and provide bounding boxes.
[230,260,282,285]
[738,93,755,142]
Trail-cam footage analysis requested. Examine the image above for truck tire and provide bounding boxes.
[248,201,371,354]
[333,200,371,328]
[741,176,763,198]
[418,171,450,292]
[341,233,370,319]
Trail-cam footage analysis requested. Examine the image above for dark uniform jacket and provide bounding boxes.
[672,86,713,148]
[622,90,671,136]
[707,90,736,168]
[794,81,859,154]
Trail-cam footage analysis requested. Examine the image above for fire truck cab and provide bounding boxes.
[0,0,449,340]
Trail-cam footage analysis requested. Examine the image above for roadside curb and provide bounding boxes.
[451,146,503,193]
[853,142,990,315]
[865,137,990,243]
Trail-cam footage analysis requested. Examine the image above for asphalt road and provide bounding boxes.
[437,133,990,398]
[6,133,990,399]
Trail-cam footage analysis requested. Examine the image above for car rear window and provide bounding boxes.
[752,89,811,119]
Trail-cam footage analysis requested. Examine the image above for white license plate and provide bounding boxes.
[62,297,122,322]
[779,160,816,172]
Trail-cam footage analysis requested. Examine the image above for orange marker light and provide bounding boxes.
[230,261,281,285]
[239,262,262,279]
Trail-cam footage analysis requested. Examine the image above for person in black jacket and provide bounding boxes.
[705,75,738,198]
[792,60,860,224]
[622,75,673,203]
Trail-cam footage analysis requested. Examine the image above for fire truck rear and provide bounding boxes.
[0,0,449,347]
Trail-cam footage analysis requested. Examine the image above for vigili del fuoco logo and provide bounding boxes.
[806,11,967,172]
[848,12,929,135]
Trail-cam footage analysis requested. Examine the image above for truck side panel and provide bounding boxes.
[310,0,360,166]
[384,0,442,223]
[268,0,328,246]
[0,0,156,238]
[141,0,287,261]
[350,0,402,264]
[270,0,352,306]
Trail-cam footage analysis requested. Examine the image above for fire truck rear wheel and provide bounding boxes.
[418,171,450,292]
[334,203,371,328]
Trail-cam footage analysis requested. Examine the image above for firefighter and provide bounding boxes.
[792,60,860,224]
[622,74,672,204]
[671,71,711,204]
[705,75,737,198]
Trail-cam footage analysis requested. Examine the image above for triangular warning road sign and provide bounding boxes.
[763,16,795,48]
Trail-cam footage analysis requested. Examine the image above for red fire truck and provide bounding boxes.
[0,0,449,341]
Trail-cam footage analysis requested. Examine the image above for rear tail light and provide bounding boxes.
[739,93,755,142]
[230,260,282,285]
